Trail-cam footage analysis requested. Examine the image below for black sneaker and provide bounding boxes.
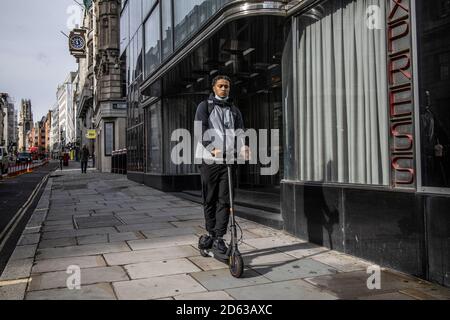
[213,237,228,254]
[198,234,214,250]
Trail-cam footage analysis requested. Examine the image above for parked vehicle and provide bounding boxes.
[0,147,9,174]
[16,152,33,164]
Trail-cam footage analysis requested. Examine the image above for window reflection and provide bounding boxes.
[144,5,161,76]
[174,0,232,48]
[120,3,129,55]
[161,0,173,59]
[129,0,142,38]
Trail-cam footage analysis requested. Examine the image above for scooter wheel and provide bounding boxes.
[200,249,209,258]
[229,254,244,278]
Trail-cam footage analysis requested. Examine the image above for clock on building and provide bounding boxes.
[70,35,85,50]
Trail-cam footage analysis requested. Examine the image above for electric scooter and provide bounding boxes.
[199,165,244,278]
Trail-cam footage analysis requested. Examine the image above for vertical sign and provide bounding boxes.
[387,0,415,188]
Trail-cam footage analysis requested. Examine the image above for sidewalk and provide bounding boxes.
[1,162,449,300]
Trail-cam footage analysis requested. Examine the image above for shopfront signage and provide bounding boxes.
[86,130,96,140]
[387,0,415,188]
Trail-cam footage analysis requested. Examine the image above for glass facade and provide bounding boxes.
[173,0,232,48]
[417,0,450,189]
[161,0,173,60]
[145,102,163,172]
[144,4,161,76]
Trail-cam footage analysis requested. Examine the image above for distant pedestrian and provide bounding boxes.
[59,150,63,171]
[81,145,90,174]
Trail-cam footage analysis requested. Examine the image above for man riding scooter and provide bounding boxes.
[194,75,250,258]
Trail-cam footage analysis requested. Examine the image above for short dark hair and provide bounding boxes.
[211,75,231,87]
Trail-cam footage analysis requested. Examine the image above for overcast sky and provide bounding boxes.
[0,0,81,122]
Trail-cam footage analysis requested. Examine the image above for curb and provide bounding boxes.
[0,174,53,300]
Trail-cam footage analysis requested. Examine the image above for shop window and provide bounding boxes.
[417,0,450,189]
[294,0,389,185]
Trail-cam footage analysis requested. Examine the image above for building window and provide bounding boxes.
[120,2,129,55]
[143,0,157,19]
[293,0,389,185]
[161,0,173,60]
[129,0,142,39]
[417,0,450,189]
[144,4,161,76]
[173,0,232,49]
[145,101,162,173]
[105,122,115,156]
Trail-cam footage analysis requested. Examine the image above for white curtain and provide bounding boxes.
[297,0,389,185]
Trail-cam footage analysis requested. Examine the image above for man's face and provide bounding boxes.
[213,79,230,98]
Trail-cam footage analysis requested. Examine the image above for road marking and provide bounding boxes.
[0,278,33,287]
[0,172,50,254]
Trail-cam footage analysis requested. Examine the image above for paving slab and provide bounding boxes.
[116,222,174,233]
[124,258,201,279]
[0,282,28,300]
[275,242,330,259]
[141,227,201,239]
[108,232,144,242]
[170,220,205,228]
[31,255,107,274]
[28,266,129,291]
[42,227,118,240]
[243,236,305,250]
[304,270,428,299]
[26,283,117,300]
[188,256,228,271]
[250,258,338,282]
[175,291,234,300]
[190,268,272,291]
[39,237,78,249]
[77,234,108,245]
[41,224,76,232]
[18,234,41,246]
[242,250,295,267]
[103,245,199,266]
[113,274,207,300]
[311,252,373,272]
[399,287,450,300]
[9,245,38,261]
[35,242,131,260]
[127,234,199,251]
[357,292,416,300]
[119,216,178,224]
[226,279,338,300]
[0,259,34,281]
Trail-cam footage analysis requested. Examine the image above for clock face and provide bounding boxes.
[70,35,85,50]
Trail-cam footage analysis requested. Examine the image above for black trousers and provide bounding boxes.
[81,161,88,173]
[199,164,235,237]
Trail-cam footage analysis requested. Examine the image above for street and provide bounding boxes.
[0,161,58,274]
[1,162,449,300]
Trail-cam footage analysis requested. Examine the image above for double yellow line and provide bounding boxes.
[0,172,50,255]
